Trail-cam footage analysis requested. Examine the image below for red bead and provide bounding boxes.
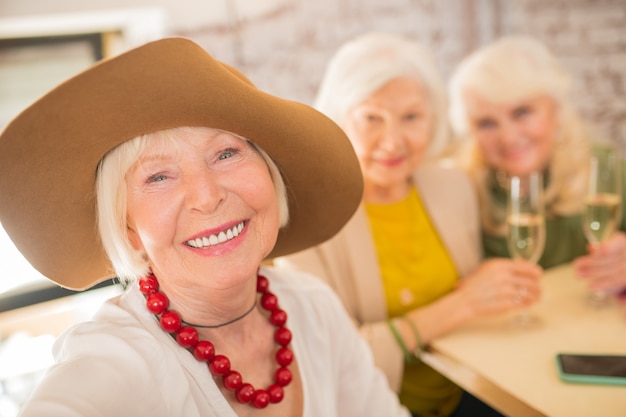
[236,383,255,404]
[160,310,182,332]
[256,275,269,293]
[274,327,292,346]
[261,292,278,311]
[146,292,169,314]
[193,341,215,362]
[176,326,198,348]
[209,355,231,376]
[251,389,270,408]
[275,367,292,386]
[270,308,287,326]
[143,272,294,410]
[223,371,243,391]
[276,347,294,366]
[138,275,159,294]
[267,384,284,403]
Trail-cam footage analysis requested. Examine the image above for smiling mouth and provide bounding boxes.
[186,221,245,248]
[376,155,405,166]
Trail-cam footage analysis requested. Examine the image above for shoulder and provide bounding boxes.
[261,266,336,300]
[414,161,476,200]
[260,266,359,345]
[53,290,163,362]
[261,267,346,320]
[20,293,170,416]
[416,161,472,184]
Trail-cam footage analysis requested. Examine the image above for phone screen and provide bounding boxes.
[557,354,626,377]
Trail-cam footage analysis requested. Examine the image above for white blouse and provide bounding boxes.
[19,267,409,417]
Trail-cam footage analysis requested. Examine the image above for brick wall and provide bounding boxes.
[178,0,626,150]
[3,0,625,149]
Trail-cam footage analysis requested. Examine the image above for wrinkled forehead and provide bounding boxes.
[461,48,567,109]
[464,67,547,107]
[139,127,246,152]
[122,127,253,165]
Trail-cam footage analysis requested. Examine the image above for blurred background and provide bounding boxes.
[2,0,626,146]
[0,0,625,415]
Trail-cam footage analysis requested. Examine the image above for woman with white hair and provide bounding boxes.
[275,32,541,417]
[0,37,411,417]
[449,35,626,299]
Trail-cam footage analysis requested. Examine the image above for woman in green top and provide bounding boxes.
[449,35,626,297]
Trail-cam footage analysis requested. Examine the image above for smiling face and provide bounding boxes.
[343,76,433,203]
[464,92,559,176]
[125,127,280,289]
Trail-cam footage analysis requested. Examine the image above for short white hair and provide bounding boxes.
[449,35,573,137]
[96,127,289,282]
[315,32,450,157]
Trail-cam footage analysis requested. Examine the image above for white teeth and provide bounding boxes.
[187,222,244,248]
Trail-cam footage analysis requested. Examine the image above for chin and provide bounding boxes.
[500,159,535,175]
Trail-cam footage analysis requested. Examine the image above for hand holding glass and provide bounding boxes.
[507,172,546,326]
[582,146,622,307]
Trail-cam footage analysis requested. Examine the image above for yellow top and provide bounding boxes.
[365,187,461,417]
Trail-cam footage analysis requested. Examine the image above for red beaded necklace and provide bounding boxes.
[138,273,294,409]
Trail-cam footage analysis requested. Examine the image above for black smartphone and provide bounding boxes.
[555,353,626,386]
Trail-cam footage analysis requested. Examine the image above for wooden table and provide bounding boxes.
[422,263,626,417]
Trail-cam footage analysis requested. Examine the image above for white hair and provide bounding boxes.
[315,32,450,157]
[449,35,573,137]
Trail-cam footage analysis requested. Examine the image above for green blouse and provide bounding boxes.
[483,165,626,269]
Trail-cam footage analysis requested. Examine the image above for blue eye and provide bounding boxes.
[147,173,167,183]
[218,148,238,160]
[358,111,380,123]
[476,118,497,130]
[513,106,531,119]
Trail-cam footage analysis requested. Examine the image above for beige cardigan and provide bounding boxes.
[274,163,482,391]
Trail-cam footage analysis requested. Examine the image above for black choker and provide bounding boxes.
[182,299,257,329]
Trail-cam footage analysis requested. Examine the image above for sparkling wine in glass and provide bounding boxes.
[582,146,622,307]
[507,172,546,326]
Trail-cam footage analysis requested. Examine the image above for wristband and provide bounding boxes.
[401,315,425,358]
[387,319,414,363]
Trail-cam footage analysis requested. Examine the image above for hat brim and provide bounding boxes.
[0,37,363,290]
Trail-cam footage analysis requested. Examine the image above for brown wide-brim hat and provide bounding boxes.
[0,37,363,290]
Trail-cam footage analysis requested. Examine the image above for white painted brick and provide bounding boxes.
[569,6,626,26]
[589,28,622,45]
[618,124,626,143]
[609,54,626,71]
[1,0,625,150]
[553,31,581,48]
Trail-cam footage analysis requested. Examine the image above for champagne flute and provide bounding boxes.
[582,145,622,308]
[507,171,546,326]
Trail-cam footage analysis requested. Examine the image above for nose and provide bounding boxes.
[378,120,405,152]
[184,169,225,214]
[499,120,522,147]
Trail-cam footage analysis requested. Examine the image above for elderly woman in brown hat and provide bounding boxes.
[0,38,409,417]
